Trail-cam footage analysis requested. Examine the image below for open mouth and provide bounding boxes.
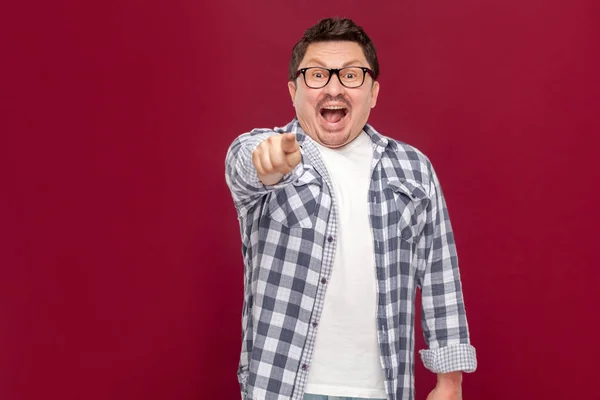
[319,105,349,126]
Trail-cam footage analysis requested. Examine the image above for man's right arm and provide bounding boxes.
[225,130,303,218]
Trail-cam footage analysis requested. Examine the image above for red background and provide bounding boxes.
[2,1,599,399]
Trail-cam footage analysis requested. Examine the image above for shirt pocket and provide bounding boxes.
[387,178,430,242]
[267,167,322,229]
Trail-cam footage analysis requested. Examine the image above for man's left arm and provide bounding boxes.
[416,163,477,397]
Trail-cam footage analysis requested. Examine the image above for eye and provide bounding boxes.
[309,69,328,79]
[341,67,362,81]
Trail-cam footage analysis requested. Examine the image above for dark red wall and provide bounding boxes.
[2,1,599,399]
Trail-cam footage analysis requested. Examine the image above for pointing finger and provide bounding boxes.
[281,133,299,154]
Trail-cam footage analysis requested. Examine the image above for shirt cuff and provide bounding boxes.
[419,344,477,374]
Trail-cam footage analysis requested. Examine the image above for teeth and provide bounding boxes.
[323,106,345,110]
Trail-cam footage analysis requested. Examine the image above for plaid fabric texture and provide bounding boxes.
[225,119,477,400]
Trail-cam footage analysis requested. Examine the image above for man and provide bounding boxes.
[225,17,477,400]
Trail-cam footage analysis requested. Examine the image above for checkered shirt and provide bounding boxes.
[225,119,477,400]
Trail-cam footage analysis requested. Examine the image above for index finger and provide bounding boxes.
[281,133,298,154]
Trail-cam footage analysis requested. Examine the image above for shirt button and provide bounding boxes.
[327,236,334,243]
[301,364,308,370]
[312,321,318,328]
[320,278,327,284]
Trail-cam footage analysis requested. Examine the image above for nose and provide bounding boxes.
[323,71,345,97]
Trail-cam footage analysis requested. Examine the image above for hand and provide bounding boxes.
[426,386,462,400]
[252,133,301,185]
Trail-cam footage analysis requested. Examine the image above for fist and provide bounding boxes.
[252,133,301,185]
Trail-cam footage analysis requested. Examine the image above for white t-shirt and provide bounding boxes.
[305,132,387,399]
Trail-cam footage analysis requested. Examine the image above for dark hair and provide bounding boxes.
[288,17,380,81]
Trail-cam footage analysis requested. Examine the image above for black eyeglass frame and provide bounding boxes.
[295,66,376,89]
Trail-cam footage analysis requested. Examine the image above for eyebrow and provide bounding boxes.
[303,58,365,68]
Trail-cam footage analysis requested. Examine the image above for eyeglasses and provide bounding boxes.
[295,66,375,89]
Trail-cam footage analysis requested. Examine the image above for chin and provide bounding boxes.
[317,129,352,148]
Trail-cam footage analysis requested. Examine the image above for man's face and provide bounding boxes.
[288,41,380,149]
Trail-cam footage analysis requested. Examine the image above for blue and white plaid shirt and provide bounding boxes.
[225,119,477,400]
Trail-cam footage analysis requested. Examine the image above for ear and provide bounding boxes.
[288,81,297,104]
[370,81,380,108]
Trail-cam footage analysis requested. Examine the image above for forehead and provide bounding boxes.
[300,41,368,68]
